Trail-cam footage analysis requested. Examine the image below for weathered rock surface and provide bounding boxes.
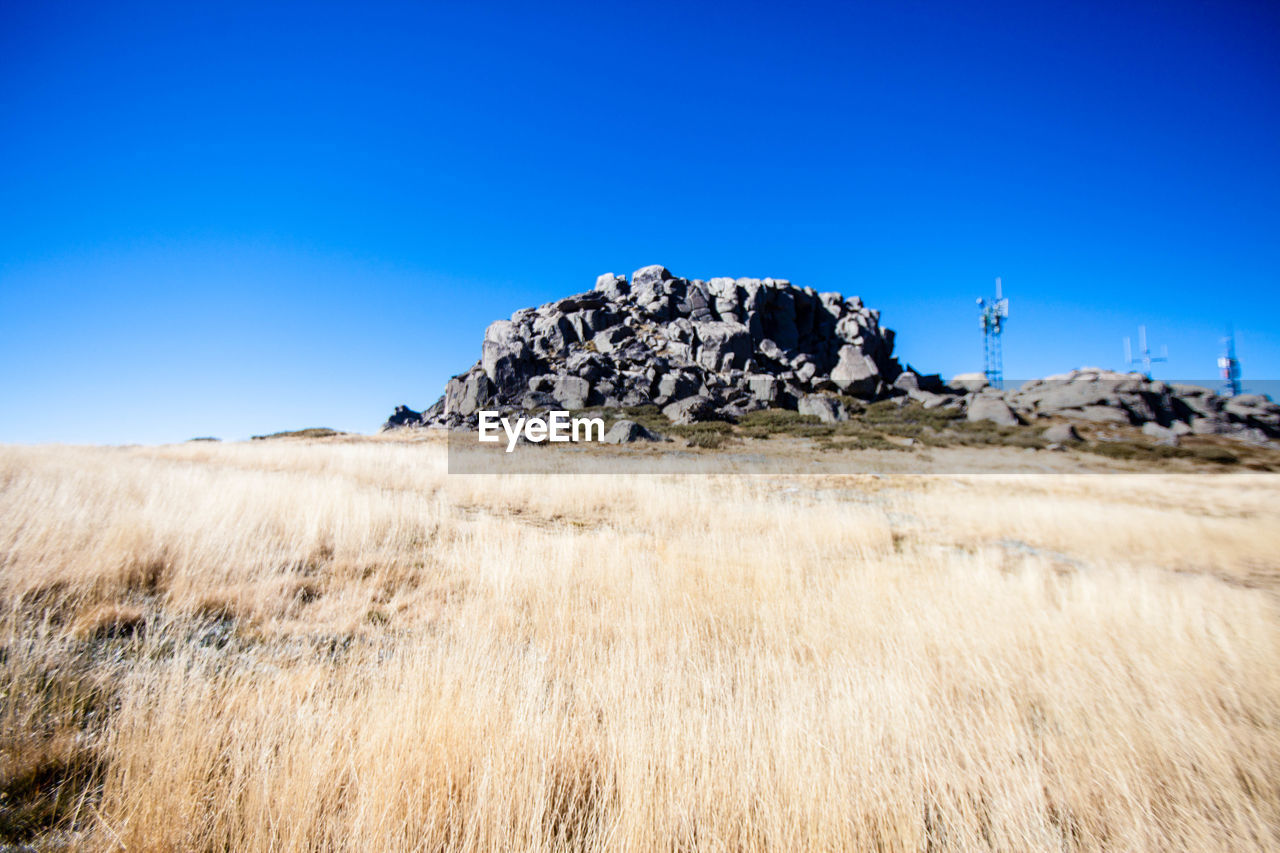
[1043,423,1081,444]
[798,394,847,424]
[967,394,1020,426]
[389,265,907,429]
[1142,421,1180,445]
[602,420,661,444]
[382,270,1277,444]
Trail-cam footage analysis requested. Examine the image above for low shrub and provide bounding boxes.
[251,428,340,440]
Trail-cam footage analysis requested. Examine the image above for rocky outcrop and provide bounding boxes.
[382,268,1277,445]
[389,265,908,429]
[1001,368,1279,442]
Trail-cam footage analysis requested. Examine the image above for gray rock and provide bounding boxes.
[909,389,950,408]
[1142,422,1179,446]
[1020,382,1112,413]
[594,272,629,301]
[444,371,491,417]
[565,351,606,382]
[692,321,752,372]
[831,345,880,396]
[631,264,672,290]
[1042,423,1081,443]
[381,404,422,431]
[967,396,1020,426]
[1190,416,1230,435]
[530,312,576,356]
[683,281,714,321]
[949,372,988,393]
[892,371,920,393]
[570,307,617,341]
[631,265,676,317]
[757,338,786,363]
[1069,405,1132,424]
[545,375,589,410]
[602,420,660,444]
[1229,393,1270,409]
[1223,395,1280,433]
[656,371,701,403]
[744,374,779,404]
[663,394,717,425]
[592,325,635,355]
[798,394,847,423]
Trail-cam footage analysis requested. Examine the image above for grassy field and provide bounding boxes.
[2,436,1279,850]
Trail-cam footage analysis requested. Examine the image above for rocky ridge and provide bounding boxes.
[385,265,1278,445]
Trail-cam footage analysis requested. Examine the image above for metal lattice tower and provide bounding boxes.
[1124,325,1167,378]
[977,277,1009,388]
[1219,328,1242,397]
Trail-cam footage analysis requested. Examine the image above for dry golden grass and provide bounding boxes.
[1,438,1279,850]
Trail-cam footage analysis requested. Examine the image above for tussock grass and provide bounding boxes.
[1,440,1279,850]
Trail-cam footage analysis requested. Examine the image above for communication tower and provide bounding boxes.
[1124,325,1168,378]
[1219,329,1242,397]
[977,277,1009,388]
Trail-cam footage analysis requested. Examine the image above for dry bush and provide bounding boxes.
[0,440,1278,850]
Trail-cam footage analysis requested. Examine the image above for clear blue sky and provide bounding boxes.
[2,0,1277,444]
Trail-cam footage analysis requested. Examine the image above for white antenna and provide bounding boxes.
[1124,324,1168,378]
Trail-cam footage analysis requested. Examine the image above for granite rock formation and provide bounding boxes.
[384,267,1278,445]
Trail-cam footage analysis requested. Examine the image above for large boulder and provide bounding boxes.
[592,325,635,355]
[655,371,701,403]
[798,394,847,423]
[1068,405,1132,425]
[663,395,718,425]
[949,373,988,393]
[631,265,677,317]
[529,374,590,410]
[594,272,629,301]
[1142,422,1179,445]
[967,395,1020,426]
[481,320,535,393]
[1043,423,1081,443]
[602,420,661,444]
[693,321,753,371]
[831,345,880,396]
[444,370,492,417]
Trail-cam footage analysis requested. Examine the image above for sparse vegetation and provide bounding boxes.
[251,428,342,440]
[738,409,831,439]
[1082,439,1241,466]
[571,401,1278,468]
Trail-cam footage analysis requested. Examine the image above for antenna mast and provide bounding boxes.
[977,277,1009,388]
[1219,328,1242,397]
[1123,325,1168,378]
